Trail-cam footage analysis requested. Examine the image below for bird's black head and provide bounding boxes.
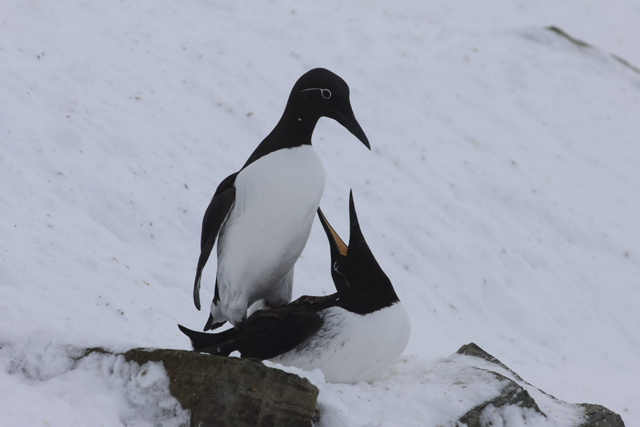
[317,191,399,313]
[285,68,370,149]
[242,69,369,171]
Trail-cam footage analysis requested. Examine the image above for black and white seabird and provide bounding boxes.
[193,68,370,330]
[180,192,411,384]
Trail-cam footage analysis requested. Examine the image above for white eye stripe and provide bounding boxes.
[301,87,332,99]
[333,261,350,288]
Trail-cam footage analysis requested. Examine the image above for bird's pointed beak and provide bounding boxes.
[317,207,348,256]
[347,190,365,245]
[346,190,375,258]
[329,106,371,150]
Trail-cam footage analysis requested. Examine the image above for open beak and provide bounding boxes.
[317,207,348,256]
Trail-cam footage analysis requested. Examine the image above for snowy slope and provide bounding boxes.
[1,1,639,425]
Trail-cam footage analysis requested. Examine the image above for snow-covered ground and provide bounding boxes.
[1,1,639,425]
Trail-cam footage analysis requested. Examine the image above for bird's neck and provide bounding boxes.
[338,288,400,315]
[241,111,320,169]
[269,110,321,147]
[337,274,400,314]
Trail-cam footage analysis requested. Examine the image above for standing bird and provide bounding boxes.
[180,192,411,384]
[193,68,370,330]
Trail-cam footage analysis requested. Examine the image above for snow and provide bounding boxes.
[0,340,189,427]
[267,352,587,427]
[1,0,639,425]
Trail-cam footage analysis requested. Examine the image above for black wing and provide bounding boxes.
[179,295,337,360]
[230,311,323,359]
[179,311,322,359]
[178,323,237,352]
[193,172,238,310]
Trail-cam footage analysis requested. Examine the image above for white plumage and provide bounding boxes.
[211,145,325,327]
[271,302,411,383]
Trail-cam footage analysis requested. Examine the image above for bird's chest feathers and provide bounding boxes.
[233,146,325,226]
[218,146,325,283]
[272,303,411,383]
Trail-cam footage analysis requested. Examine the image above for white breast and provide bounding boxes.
[271,302,411,383]
[214,146,326,325]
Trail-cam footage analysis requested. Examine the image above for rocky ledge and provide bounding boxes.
[81,344,624,427]
[82,347,318,427]
[455,343,624,427]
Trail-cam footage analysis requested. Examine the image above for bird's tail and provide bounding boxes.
[203,313,227,331]
[177,324,235,354]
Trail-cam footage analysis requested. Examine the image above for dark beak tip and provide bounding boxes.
[352,126,370,150]
[330,107,371,149]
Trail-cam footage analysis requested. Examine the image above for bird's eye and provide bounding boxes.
[301,87,332,99]
[333,261,350,289]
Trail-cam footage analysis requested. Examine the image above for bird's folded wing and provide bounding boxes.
[193,172,237,310]
[179,310,323,360]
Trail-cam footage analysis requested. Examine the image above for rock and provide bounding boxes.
[457,342,528,383]
[545,26,640,74]
[546,26,593,49]
[78,344,624,427]
[578,404,625,427]
[83,347,319,427]
[456,343,544,427]
[458,371,544,427]
[455,343,625,427]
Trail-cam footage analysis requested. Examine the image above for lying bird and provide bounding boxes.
[193,68,370,331]
[180,192,411,384]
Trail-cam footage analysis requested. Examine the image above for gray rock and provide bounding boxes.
[577,404,625,427]
[545,26,640,74]
[458,370,544,427]
[546,26,593,49]
[455,343,625,427]
[83,347,319,427]
[79,344,624,427]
